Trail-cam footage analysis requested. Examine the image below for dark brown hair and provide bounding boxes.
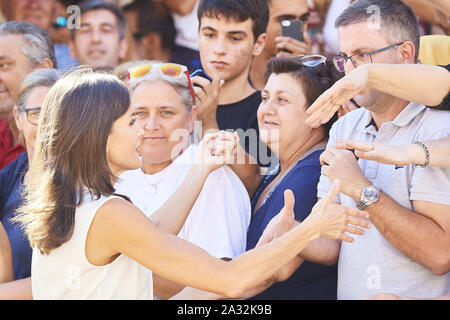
[198,0,269,42]
[335,0,420,62]
[15,66,130,254]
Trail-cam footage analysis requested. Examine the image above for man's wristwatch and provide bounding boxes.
[356,185,380,210]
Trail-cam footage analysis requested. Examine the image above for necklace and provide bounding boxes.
[258,145,326,209]
[140,167,161,195]
[142,174,158,195]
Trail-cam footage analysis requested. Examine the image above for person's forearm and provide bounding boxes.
[298,237,340,266]
[366,64,450,106]
[428,0,450,16]
[226,219,320,297]
[0,278,32,300]
[411,137,450,168]
[140,218,320,299]
[153,273,185,299]
[390,138,450,168]
[283,220,340,266]
[150,165,211,235]
[359,192,449,275]
[402,0,441,24]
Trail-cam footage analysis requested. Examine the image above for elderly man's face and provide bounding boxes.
[0,34,35,116]
[11,0,56,30]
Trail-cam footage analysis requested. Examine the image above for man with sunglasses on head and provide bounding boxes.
[306,0,450,300]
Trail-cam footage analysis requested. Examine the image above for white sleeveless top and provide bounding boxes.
[31,194,153,300]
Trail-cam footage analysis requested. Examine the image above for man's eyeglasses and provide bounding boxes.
[16,105,41,125]
[296,54,327,67]
[128,63,195,104]
[333,42,404,73]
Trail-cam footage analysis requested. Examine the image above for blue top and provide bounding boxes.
[246,149,338,300]
[0,152,31,280]
[54,44,79,71]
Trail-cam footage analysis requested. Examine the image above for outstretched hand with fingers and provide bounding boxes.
[305,65,370,128]
[306,180,371,243]
[336,140,413,166]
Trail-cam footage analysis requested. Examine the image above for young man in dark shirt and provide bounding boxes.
[193,0,271,195]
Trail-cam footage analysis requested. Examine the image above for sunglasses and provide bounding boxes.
[128,63,195,104]
[295,55,327,67]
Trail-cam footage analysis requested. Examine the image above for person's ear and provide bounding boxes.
[398,40,416,64]
[253,33,267,57]
[13,106,23,132]
[188,105,198,133]
[39,58,54,69]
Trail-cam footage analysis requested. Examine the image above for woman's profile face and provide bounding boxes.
[130,80,196,167]
[106,105,144,177]
[13,85,50,159]
[257,73,313,156]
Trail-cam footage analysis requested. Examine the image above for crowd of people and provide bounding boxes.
[0,0,449,300]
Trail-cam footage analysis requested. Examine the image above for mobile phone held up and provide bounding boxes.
[281,19,304,53]
[191,69,212,82]
[190,69,213,89]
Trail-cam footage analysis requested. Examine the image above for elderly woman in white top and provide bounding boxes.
[114,63,251,299]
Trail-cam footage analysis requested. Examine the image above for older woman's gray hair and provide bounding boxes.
[0,21,57,69]
[17,69,62,107]
[128,63,195,113]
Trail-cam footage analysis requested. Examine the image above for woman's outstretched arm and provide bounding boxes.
[89,181,370,298]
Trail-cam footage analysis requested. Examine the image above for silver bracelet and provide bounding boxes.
[414,141,430,168]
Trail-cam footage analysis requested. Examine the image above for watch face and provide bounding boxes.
[364,186,378,201]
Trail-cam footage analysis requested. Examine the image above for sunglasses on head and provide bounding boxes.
[295,55,327,67]
[128,63,195,104]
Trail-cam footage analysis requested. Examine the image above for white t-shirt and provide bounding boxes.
[322,0,351,55]
[115,144,251,259]
[172,0,200,51]
[32,194,154,300]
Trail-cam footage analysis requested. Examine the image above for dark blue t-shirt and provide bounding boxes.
[170,45,202,72]
[246,149,338,300]
[217,91,274,168]
[0,152,31,280]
